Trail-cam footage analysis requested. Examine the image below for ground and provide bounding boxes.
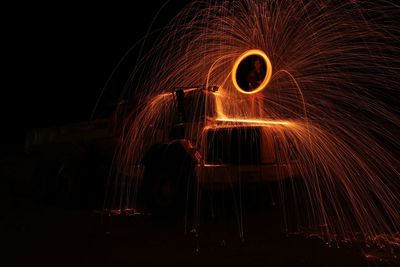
[0,152,395,267]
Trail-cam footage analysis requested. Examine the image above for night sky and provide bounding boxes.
[4,1,190,151]
[3,1,399,151]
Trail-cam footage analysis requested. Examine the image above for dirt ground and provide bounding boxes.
[0,153,396,267]
[1,200,394,267]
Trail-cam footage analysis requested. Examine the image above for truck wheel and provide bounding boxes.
[143,167,179,216]
[142,163,194,217]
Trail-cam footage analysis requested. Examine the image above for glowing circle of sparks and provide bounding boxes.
[232,49,272,95]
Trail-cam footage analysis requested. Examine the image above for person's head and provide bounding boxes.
[253,58,261,72]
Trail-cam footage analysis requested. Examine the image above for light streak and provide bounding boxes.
[215,117,292,125]
[231,49,273,94]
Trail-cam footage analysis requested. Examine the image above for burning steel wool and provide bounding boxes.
[105,0,400,260]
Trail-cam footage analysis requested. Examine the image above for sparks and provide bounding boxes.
[104,0,400,259]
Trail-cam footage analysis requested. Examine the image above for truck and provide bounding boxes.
[138,85,300,214]
[25,85,300,212]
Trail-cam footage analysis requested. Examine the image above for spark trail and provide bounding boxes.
[106,0,400,259]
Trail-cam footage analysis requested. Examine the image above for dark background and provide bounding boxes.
[3,1,190,152]
[1,2,398,266]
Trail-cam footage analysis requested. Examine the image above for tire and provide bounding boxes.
[32,160,61,206]
[142,167,177,215]
[142,159,196,218]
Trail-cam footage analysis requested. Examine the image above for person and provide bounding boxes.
[247,58,265,90]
